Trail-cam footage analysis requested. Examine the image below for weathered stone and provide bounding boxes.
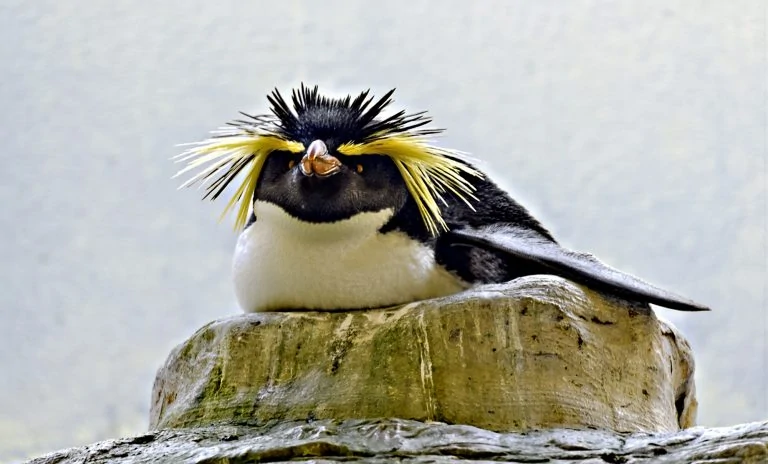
[150,276,696,433]
[26,419,768,464]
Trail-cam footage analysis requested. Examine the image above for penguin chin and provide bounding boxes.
[252,200,395,240]
[255,164,409,225]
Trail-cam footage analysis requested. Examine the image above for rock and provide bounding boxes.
[26,419,768,464]
[150,276,696,433]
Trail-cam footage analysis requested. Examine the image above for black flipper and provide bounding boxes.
[446,225,711,312]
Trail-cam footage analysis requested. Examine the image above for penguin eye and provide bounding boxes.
[288,160,296,169]
[356,164,364,174]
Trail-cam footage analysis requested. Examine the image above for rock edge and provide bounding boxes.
[27,419,768,464]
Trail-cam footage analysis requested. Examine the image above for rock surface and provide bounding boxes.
[150,276,696,433]
[27,419,768,464]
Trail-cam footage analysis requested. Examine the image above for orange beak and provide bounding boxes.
[300,140,342,177]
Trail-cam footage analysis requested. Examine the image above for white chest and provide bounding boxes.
[232,201,467,312]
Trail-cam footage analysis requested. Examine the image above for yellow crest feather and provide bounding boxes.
[338,135,481,235]
[173,129,304,230]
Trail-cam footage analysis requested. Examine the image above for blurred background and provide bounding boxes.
[0,0,765,461]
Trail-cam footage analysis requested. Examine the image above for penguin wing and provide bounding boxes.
[446,225,710,312]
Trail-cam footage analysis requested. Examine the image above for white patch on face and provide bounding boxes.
[232,201,468,312]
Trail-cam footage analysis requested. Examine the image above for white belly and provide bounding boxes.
[232,201,468,312]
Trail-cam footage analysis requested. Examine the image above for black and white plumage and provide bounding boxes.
[176,85,711,313]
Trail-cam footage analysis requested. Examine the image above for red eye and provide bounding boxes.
[356,164,364,174]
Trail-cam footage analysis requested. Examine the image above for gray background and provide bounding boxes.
[1,1,765,461]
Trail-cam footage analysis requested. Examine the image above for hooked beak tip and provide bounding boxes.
[300,139,342,177]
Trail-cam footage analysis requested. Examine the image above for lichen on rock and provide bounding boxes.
[150,275,697,433]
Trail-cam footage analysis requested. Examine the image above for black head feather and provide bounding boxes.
[257,84,442,149]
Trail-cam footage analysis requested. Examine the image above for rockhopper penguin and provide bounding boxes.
[175,85,710,313]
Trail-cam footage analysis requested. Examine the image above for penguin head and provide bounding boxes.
[174,85,482,235]
[253,95,410,224]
